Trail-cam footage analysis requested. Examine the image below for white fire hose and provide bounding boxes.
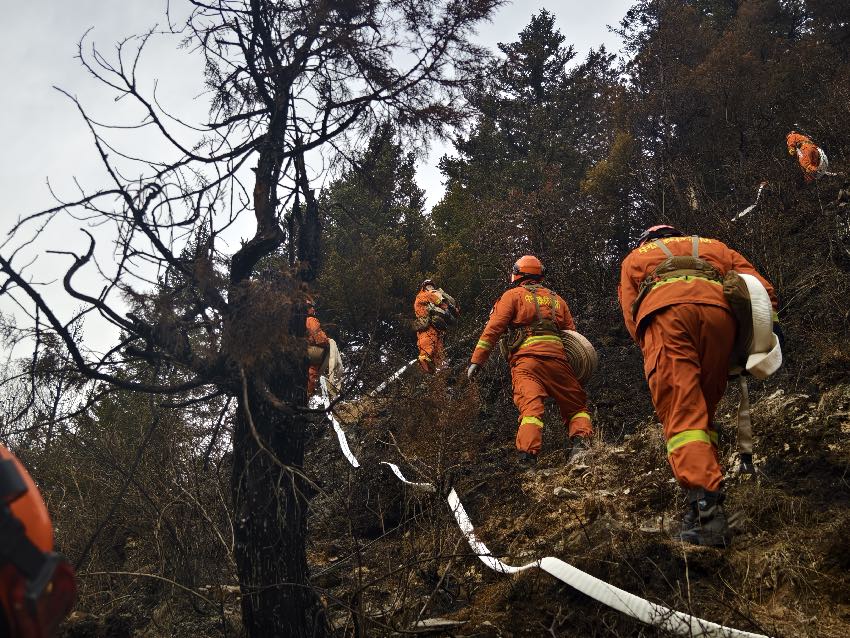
[318,377,772,638]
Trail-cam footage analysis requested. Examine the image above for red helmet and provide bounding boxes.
[511,255,544,283]
[0,445,76,637]
[637,224,684,246]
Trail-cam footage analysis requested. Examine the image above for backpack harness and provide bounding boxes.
[413,289,459,332]
[630,236,723,322]
[629,237,769,468]
[499,283,563,359]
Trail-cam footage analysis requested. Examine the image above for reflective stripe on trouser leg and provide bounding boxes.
[511,360,547,455]
[308,365,320,396]
[417,327,442,374]
[666,429,718,454]
[512,354,592,436]
[641,304,733,492]
[516,416,543,455]
[568,411,592,438]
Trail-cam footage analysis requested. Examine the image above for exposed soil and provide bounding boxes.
[305,365,850,637]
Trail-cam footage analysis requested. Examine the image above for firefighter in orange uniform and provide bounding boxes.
[0,444,77,636]
[306,299,329,396]
[413,280,458,374]
[786,131,827,183]
[467,256,592,466]
[619,225,779,546]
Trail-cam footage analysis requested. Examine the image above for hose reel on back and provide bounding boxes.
[562,330,598,384]
[498,327,598,384]
[723,271,782,474]
[724,272,781,380]
[497,283,598,384]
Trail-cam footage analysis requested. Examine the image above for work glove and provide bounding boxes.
[467,363,479,380]
[773,322,785,350]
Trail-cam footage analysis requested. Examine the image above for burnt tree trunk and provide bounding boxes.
[232,374,325,637]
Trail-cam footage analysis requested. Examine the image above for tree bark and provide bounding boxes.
[232,374,325,637]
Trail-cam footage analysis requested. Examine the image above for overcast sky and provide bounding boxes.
[0,1,630,358]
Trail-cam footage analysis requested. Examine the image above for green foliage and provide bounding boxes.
[426,1,850,373]
[434,10,625,325]
[20,381,235,630]
[10,2,850,634]
[317,125,438,351]
[612,0,850,372]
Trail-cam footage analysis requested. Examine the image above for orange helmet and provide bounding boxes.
[637,224,683,246]
[511,255,544,283]
[0,445,76,637]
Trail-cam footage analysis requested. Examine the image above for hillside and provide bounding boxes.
[304,365,850,637]
[3,1,850,637]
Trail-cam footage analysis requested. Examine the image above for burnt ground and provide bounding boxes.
[306,362,850,637]
[56,352,850,638]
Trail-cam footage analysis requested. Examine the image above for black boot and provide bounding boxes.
[677,489,732,548]
[737,452,755,475]
[516,451,538,468]
[681,504,697,532]
[567,436,591,464]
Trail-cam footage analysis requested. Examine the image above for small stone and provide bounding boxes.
[639,517,661,533]
[412,618,467,630]
[553,486,579,498]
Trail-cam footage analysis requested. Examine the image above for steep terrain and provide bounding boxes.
[305,362,850,637]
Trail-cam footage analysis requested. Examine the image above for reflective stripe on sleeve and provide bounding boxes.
[520,415,544,428]
[570,411,591,422]
[476,339,492,350]
[666,429,715,455]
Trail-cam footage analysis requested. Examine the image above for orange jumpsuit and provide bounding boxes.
[306,313,329,396]
[786,132,823,183]
[414,290,446,374]
[619,236,777,491]
[471,284,592,455]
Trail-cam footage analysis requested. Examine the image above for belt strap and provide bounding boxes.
[736,375,753,455]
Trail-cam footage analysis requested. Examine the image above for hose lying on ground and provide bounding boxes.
[318,376,772,638]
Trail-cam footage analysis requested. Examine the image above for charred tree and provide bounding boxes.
[0,0,499,635]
